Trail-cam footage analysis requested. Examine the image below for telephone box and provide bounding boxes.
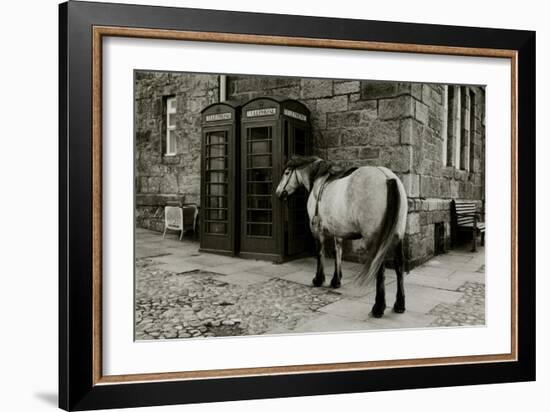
[199,101,241,256]
[239,97,311,262]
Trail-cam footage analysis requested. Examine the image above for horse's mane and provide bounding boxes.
[285,155,354,183]
[284,155,322,169]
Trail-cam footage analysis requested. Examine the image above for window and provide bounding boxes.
[443,85,470,170]
[245,126,273,238]
[442,85,456,167]
[165,96,177,155]
[469,89,476,172]
[204,130,229,235]
[459,87,469,170]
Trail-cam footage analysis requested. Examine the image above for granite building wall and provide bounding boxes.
[135,72,485,266]
[135,71,219,232]
[227,76,486,266]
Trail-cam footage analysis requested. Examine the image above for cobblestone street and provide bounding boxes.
[135,228,485,340]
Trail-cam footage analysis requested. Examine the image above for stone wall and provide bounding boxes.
[135,72,485,266]
[135,71,219,231]
[228,76,486,265]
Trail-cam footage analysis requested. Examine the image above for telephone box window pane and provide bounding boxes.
[207,131,226,145]
[247,224,272,237]
[247,182,272,195]
[207,158,227,170]
[206,196,227,208]
[248,126,271,141]
[206,171,227,183]
[248,140,271,154]
[206,210,227,221]
[247,210,272,223]
[206,222,227,234]
[250,155,271,168]
[207,144,227,158]
[247,195,271,210]
[247,168,271,182]
[207,183,227,196]
[294,127,306,155]
[245,126,273,238]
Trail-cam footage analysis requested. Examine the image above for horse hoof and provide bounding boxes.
[330,279,341,289]
[312,277,325,287]
[393,305,406,314]
[371,304,386,318]
[393,300,406,313]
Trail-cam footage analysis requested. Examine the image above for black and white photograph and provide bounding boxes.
[134,72,486,340]
[1,0,541,410]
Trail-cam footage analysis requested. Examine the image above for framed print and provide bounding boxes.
[59,1,536,410]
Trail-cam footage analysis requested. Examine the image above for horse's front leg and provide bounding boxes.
[330,237,343,288]
[312,235,326,287]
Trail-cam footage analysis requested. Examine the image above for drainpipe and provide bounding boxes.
[219,75,227,102]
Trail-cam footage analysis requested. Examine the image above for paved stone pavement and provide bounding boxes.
[135,228,485,340]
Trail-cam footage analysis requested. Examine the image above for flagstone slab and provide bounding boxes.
[404,272,466,291]
[221,272,272,287]
[281,270,316,286]
[208,260,271,275]
[318,299,373,321]
[244,263,303,277]
[293,313,374,333]
[449,270,486,285]
[363,310,438,330]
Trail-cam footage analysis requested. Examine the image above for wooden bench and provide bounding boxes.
[450,199,485,252]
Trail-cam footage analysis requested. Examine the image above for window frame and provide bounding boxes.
[165,96,177,156]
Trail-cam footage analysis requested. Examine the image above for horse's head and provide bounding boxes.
[275,166,301,199]
[275,156,330,199]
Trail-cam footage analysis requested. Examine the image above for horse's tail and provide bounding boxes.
[355,177,401,287]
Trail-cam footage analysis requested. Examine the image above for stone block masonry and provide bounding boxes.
[135,71,219,231]
[135,72,486,268]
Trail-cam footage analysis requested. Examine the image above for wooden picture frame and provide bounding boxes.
[59,1,535,410]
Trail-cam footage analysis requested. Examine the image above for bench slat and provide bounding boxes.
[457,222,485,232]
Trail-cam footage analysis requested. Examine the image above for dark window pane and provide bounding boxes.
[206,222,227,235]
[247,168,271,182]
[249,155,271,168]
[248,140,271,154]
[294,127,306,155]
[247,224,272,237]
[247,196,271,210]
[248,182,272,195]
[248,126,271,141]
[206,209,227,221]
[247,210,272,223]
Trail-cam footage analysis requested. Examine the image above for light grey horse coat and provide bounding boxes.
[276,156,408,318]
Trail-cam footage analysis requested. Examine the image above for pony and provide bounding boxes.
[275,156,408,318]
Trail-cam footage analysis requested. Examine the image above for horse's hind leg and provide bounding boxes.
[371,265,387,318]
[393,239,406,313]
[312,235,326,287]
[330,237,343,288]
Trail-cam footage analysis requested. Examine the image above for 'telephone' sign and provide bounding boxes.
[246,108,277,118]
